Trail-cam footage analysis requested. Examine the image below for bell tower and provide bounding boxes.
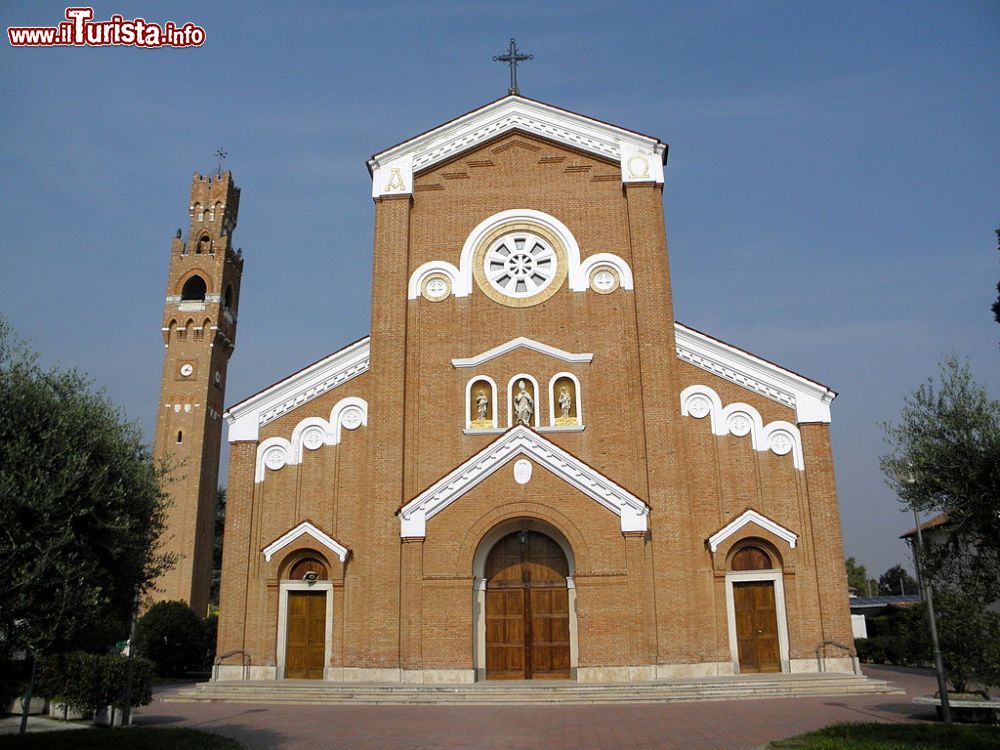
[152,170,244,615]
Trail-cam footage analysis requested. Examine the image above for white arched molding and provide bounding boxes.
[680,384,804,470]
[507,373,541,428]
[573,252,634,292]
[408,209,634,303]
[256,437,293,483]
[407,260,462,301]
[255,397,369,483]
[548,372,583,427]
[465,375,499,431]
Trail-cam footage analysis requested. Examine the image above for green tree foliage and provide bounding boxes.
[993,226,999,326]
[880,357,1000,603]
[897,590,1000,693]
[877,564,918,596]
[210,487,226,607]
[135,601,209,677]
[845,557,877,596]
[34,652,153,714]
[0,318,172,657]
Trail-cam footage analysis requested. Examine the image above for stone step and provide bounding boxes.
[163,674,902,706]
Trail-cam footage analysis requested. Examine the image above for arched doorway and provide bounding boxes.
[277,554,332,680]
[484,529,571,680]
[727,544,784,674]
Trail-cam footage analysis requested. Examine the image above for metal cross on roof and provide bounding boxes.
[215,147,228,177]
[493,38,533,95]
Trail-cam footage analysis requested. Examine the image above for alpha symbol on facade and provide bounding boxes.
[384,167,406,192]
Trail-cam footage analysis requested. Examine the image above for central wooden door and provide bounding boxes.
[485,530,571,680]
[733,581,780,673]
[285,591,326,679]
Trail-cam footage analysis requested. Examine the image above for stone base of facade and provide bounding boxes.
[214,659,855,684]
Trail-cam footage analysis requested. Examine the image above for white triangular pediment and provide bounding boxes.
[367,95,667,198]
[398,425,648,537]
[262,521,350,563]
[707,510,797,552]
[225,337,370,442]
[451,337,593,369]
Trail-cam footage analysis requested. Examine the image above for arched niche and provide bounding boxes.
[466,376,498,430]
[549,372,582,426]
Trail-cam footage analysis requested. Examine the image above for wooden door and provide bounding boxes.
[285,591,326,679]
[733,581,780,673]
[485,531,571,679]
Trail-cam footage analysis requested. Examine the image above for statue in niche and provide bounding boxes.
[558,385,572,417]
[514,380,534,425]
[476,389,489,421]
[470,385,491,429]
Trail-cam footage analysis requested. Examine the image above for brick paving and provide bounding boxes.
[135,666,940,749]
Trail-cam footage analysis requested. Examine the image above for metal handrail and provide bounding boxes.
[213,649,251,681]
[816,640,859,675]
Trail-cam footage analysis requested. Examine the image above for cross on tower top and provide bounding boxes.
[493,37,533,96]
[215,147,228,177]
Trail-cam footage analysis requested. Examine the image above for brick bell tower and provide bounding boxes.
[151,171,243,615]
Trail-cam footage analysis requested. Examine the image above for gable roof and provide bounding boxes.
[674,322,836,423]
[262,520,350,563]
[224,336,369,442]
[368,94,667,176]
[397,425,649,538]
[707,509,798,552]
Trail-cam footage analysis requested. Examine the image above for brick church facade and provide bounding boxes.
[155,95,854,682]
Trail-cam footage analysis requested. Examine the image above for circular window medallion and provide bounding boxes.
[472,222,568,308]
[728,413,752,437]
[769,432,793,456]
[422,274,451,302]
[263,446,287,471]
[590,266,620,294]
[341,407,364,431]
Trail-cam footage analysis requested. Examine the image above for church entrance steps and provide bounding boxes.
[163,673,902,706]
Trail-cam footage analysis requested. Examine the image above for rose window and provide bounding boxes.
[483,232,557,299]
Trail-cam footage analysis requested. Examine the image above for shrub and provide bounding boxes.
[135,601,207,677]
[33,652,153,716]
[854,637,885,664]
[897,590,1000,692]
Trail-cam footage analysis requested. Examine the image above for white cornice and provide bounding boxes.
[367,96,667,198]
[262,521,350,563]
[225,337,370,442]
[398,425,649,538]
[708,509,798,553]
[674,323,836,423]
[452,337,593,369]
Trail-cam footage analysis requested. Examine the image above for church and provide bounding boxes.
[152,87,855,683]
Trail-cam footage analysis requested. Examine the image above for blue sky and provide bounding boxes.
[1,1,997,578]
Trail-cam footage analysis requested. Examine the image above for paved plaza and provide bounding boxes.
[133,666,941,750]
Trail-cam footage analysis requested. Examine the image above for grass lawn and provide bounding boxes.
[768,722,999,749]
[0,727,243,749]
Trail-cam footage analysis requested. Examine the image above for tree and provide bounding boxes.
[0,317,173,658]
[210,487,226,607]
[135,601,208,677]
[897,589,1000,693]
[993,226,999,326]
[877,564,917,596]
[845,557,877,596]
[880,357,1000,603]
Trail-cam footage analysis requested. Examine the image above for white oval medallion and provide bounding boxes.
[302,427,325,451]
[513,459,533,485]
[769,432,793,456]
[686,395,711,419]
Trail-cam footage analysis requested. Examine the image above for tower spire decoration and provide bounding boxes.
[493,37,532,95]
[215,147,228,177]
